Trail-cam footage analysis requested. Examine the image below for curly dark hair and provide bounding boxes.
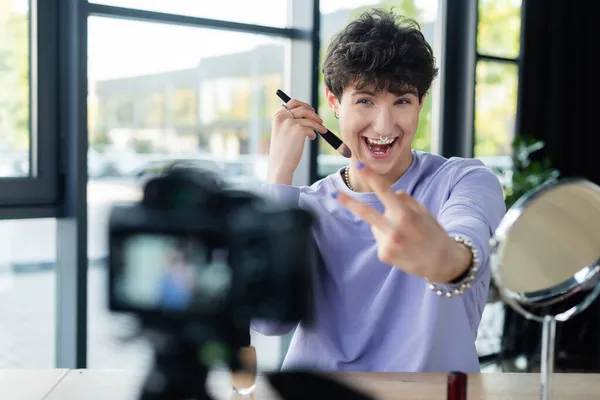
[322,8,438,102]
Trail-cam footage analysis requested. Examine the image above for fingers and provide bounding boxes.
[273,113,321,140]
[274,98,326,135]
[294,119,326,137]
[352,162,423,216]
[334,192,397,236]
[286,99,314,111]
[285,106,324,125]
[353,162,403,211]
[281,99,323,126]
[274,100,326,126]
[273,108,289,119]
[276,109,326,134]
[395,189,425,213]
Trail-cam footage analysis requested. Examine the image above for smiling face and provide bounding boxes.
[321,9,438,188]
[326,84,425,179]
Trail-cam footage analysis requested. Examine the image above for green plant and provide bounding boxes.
[502,136,560,209]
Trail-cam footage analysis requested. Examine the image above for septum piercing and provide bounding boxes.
[376,135,393,145]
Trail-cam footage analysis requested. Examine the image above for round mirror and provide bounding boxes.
[490,178,600,400]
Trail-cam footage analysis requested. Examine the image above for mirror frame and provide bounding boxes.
[490,177,600,322]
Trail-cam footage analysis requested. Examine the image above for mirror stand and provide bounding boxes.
[540,315,556,400]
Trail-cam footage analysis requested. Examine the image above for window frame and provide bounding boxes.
[0,0,60,217]
[470,0,523,363]
[472,0,522,159]
[52,0,316,369]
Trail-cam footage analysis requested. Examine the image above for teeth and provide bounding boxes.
[366,137,395,145]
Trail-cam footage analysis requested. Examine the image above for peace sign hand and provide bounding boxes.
[334,162,472,283]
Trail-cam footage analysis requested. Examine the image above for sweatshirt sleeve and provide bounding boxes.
[433,160,506,296]
[261,182,302,207]
[250,319,298,336]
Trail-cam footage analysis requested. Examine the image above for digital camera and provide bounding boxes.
[107,164,315,342]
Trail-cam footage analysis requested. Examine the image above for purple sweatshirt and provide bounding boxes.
[252,150,506,372]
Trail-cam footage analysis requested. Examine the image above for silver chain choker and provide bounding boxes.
[343,166,355,191]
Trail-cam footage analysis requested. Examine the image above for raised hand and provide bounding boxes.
[333,162,472,283]
[268,99,327,185]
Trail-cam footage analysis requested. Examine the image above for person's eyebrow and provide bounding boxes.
[396,89,418,97]
[351,89,377,96]
[351,89,419,97]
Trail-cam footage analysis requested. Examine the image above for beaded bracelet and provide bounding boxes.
[426,236,480,298]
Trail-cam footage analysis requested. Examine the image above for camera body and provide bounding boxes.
[107,165,315,349]
[104,165,380,400]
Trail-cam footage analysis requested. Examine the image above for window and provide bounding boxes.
[0,0,29,177]
[474,0,522,164]
[114,98,135,126]
[137,92,166,128]
[317,0,442,178]
[474,61,518,158]
[0,0,58,208]
[87,16,290,369]
[0,218,56,367]
[477,0,521,59]
[171,88,197,127]
[90,0,289,28]
[473,0,522,364]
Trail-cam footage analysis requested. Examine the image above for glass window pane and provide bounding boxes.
[474,61,518,163]
[90,0,289,28]
[477,0,522,59]
[87,16,287,370]
[0,0,30,177]
[317,0,441,178]
[0,218,56,367]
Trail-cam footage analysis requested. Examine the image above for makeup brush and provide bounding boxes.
[276,89,352,158]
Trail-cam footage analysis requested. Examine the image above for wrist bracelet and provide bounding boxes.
[449,263,471,284]
[426,236,480,298]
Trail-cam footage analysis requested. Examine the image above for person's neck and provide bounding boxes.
[348,152,413,193]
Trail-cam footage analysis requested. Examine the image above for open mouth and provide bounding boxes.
[363,136,399,158]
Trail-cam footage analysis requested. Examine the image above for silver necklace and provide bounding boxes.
[343,166,355,191]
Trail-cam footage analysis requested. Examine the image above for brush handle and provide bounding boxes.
[275,89,343,150]
[320,129,343,149]
[276,89,291,103]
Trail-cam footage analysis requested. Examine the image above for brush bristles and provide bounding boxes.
[339,144,352,158]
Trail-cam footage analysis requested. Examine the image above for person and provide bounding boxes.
[158,246,195,310]
[252,8,506,373]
